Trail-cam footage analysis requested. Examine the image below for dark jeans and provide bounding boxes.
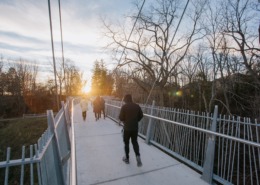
[123,130,140,159]
[82,111,86,120]
[94,111,101,120]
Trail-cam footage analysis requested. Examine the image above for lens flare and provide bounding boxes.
[176,91,182,97]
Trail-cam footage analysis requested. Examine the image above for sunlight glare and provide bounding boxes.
[82,83,91,93]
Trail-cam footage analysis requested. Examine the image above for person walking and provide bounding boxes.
[80,97,88,121]
[119,94,143,167]
[100,96,106,119]
[93,96,101,121]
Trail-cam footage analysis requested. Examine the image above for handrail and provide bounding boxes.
[144,114,260,148]
[106,103,260,148]
[70,98,77,185]
[1,99,73,185]
[106,101,260,184]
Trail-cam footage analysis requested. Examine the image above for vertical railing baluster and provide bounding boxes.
[237,117,241,185]
[217,114,221,176]
[146,100,155,144]
[165,108,169,145]
[34,144,42,185]
[223,115,230,179]
[243,120,246,185]
[30,145,34,185]
[192,112,196,163]
[255,119,260,168]
[220,115,225,178]
[227,116,234,181]
[246,118,253,185]
[184,110,189,159]
[249,118,259,185]
[20,146,25,185]
[41,133,48,185]
[251,119,259,185]
[162,108,167,147]
[196,112,201,164]
[230,118,239,184]
[4,147,11,185]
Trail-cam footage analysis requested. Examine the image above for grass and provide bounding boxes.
[0,117,48,161]
[0,117,48,184]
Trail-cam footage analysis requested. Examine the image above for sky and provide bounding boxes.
[0,0,136,83]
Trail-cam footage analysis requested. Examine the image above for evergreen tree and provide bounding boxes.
[91,60,113,95]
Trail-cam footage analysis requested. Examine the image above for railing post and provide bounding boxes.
[47,110,65,185]
[201,105,218,184]
[70,98,77,185]
[146,100,155,144]
[61,101,71,157]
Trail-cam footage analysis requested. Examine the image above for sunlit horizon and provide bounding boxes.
[82,80,92,94]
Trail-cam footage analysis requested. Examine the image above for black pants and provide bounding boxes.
[82,111,86,120]
[101,108,105,118]
[94,111,101,120]
[123,130,140,159]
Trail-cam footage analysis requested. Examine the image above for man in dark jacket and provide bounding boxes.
[93,96,101,121]
[100,96,106,119]
[119,94,143,167]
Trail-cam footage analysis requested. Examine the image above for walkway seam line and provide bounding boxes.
[89,163,182,185]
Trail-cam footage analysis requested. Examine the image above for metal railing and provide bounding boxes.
[70,98,79,185]
[0,99,73,185]
[105,100,260,185]
[1,98,259,185]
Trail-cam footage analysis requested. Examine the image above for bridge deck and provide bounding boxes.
[73,104,208,185]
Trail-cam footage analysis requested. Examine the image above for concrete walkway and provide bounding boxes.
[73,103,208,185]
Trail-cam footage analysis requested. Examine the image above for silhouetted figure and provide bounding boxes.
[80,97,88,121]
[93,96,101,121]
[100,97,105,119]
[119,94,143,167]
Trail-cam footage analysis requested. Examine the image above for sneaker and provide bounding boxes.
[136,156,142,167]
[122,156,129,164]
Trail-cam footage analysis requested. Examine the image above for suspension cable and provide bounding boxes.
[144,0,190,105]
[168,0,190,52]
[117,0,146,66]
[48,0,60,110]
[58,0,65,77]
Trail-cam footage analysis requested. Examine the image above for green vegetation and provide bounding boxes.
[0,117,47,161]
[91,59,114,96]
[0,117,47,184]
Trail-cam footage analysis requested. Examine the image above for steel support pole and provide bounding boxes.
[47,0,59,111]
[201,105,218,184]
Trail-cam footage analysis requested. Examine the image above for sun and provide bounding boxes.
[82,83,91,93]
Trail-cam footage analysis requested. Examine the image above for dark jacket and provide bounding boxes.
[93,97,101,112]
[119,101,143,131]
[100,97,105,109]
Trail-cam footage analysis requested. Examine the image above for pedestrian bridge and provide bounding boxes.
[72,102,207,185]
[0,98,259,185]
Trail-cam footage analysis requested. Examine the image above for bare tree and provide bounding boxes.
[0,55,5,96]
[220,0,260,118]
[103,0,206,105]
[179,54,199,85]
[63,60,85,96]
[0,55,3,73]
[221,0,260,83]
[56,58,65,97]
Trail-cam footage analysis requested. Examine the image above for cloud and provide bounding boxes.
[0,0,136,81]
